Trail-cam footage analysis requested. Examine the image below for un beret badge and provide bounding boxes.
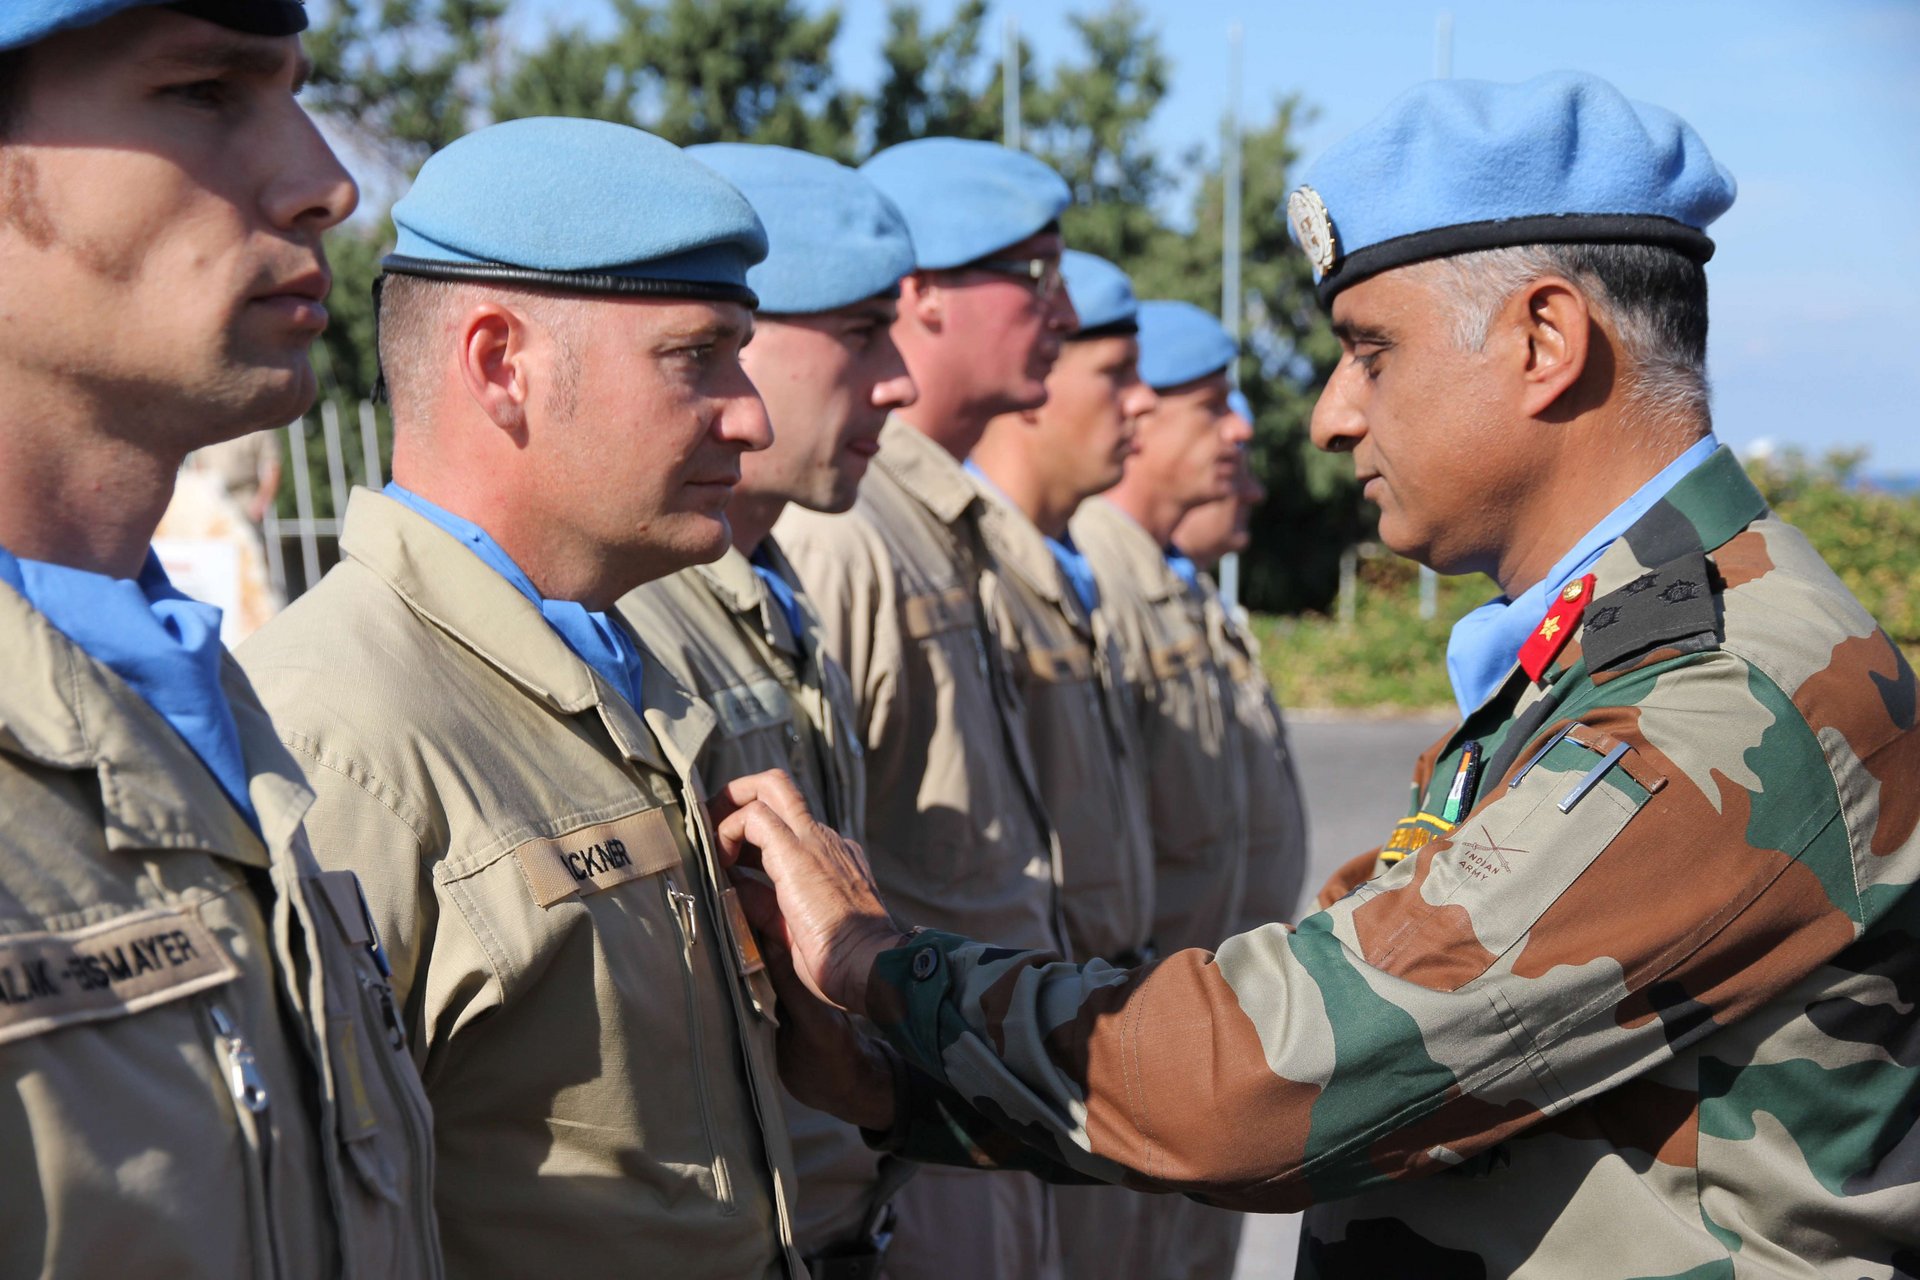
[1287,186,1337,278]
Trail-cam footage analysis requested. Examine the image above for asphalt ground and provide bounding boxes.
[1228,710,1458,1280]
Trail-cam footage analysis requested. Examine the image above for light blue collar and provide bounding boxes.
[963,460,1103,613]
[1164,551,1200,591]
[1444,434,1720,716]
[1047,532,1100,615]
[0,544,258,831]
[382,483,646,709]
[749,543,804,643]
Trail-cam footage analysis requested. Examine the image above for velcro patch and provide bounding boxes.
[904,586,974,639]
[0,905,238,1047]
[1148,634,1206,680]
[1582,549,1721,674]
[1025,643,1095,683]
[513,807,685,909]
[711,676,793,738]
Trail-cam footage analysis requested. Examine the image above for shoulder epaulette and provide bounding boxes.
[1581,548,1722,674]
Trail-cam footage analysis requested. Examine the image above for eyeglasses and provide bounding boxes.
[957,256,1067,300]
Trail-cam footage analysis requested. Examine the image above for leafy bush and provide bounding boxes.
[1258,451,1920,710]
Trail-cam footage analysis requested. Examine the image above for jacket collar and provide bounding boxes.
[1075,497,1184,604]
[0,580,300,866]
[873,416,980,526]
[338,488,711,778]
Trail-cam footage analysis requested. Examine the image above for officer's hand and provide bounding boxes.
[762,939,897,1131]
[710,769,906,1015]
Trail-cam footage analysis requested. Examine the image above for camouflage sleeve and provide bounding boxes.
[864,1046,1109,1185]
[864,647,1868,1212]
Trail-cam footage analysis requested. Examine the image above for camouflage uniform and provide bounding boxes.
[862,447,1920,1277]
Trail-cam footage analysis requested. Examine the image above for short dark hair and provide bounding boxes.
[0,46,32,138]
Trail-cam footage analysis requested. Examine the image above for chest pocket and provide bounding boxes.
[510,808,685,909]
[709,676,794,742]
[1352,726,1660,993]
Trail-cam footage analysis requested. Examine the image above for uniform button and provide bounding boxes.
[910,948,939,981]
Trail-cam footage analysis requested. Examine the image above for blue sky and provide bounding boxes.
[513,0,1920,472]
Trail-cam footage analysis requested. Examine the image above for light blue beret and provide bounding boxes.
[860,138,1071,271]
[1228,389,1252,422]
[386,118,768,306]
[2,0,305,50]
[1137,301,1236,390]
[1060,251,1138,337]
[685,143,914,315]
[1287,71,1736,304]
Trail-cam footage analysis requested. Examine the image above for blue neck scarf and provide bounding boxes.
[962,459,1103,613]
[383,484,646,709]
[749,543,805,643]
[1444,434,1721,716]
[1164,551,1200,592]
[1046,533,1101,614]
[0,544,259,831]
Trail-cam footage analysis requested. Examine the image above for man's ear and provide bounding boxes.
[899,271,943,333]
[1498,276,1595,420]
[455,301,532,438]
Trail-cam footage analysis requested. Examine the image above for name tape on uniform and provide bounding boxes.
[0,905,239,1046]
[513,807,686,908]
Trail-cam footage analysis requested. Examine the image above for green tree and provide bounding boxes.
[1023,1,1171,265]
[1119,95,1355,613]
[305,0,508,174]
[871,0,1004,148]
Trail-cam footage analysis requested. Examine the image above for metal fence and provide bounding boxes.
[264,399,390,601]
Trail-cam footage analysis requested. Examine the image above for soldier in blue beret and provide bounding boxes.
[776,134,1079,1280]
[1062,294,1266,1278]
[0,4,446,1276]
[968,250,1172,1280]
[613,142,921,1279]
[709,70,1920,1280]
[238,117,812,1280]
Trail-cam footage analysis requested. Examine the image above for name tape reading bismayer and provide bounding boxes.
[0,905,239,1045]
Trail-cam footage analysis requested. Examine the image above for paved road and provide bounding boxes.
[1229,711,1456,1280]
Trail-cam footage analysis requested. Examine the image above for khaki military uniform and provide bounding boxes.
[239,490,801,1280]
[1070,497,1247,956]
[971,480,1165,1280]
[867,447,1920,1277]
[1196,574,1309,930]
[777,417,1064,1280]
[618,541,896,1262]
[1067,506,1272,1277]
[0,578,441,1279]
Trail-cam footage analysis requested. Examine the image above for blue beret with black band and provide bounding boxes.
[1287,71,1736,305]
[861,138,1071,271]
[687,143,914,315]
[1060,251,1139,338]
[384,117,768,307]
[1,0,305,50]
[1137,301,1237,391]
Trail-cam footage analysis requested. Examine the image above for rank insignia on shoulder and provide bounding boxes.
[1518,573,1596,682]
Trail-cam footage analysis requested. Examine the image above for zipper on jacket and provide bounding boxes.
[664,871,734,1212]
[208,1000,283,1279]
[356,969,447,1279]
